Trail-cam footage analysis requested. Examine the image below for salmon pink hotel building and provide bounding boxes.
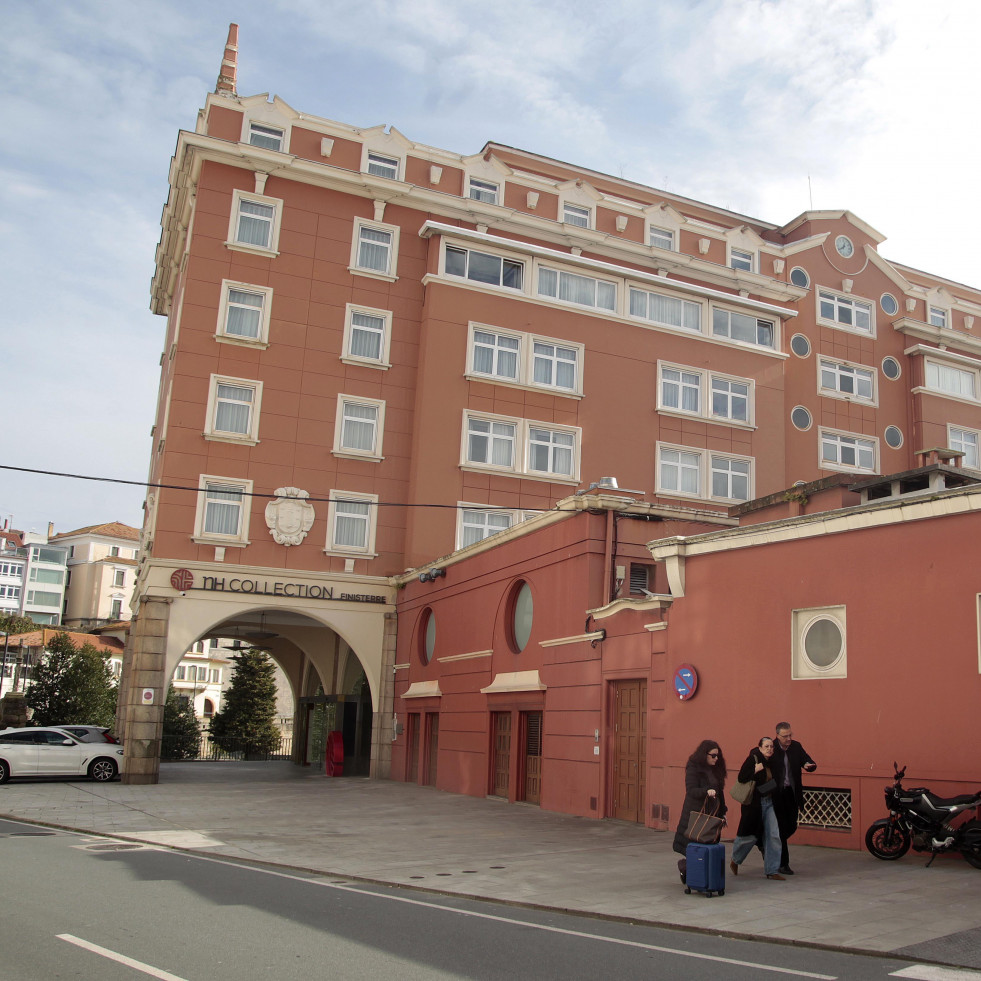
[119,26,981,848]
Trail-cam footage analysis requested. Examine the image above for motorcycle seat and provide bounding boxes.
[923,790,981,808]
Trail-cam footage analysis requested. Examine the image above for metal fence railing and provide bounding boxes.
[161,732,293,762]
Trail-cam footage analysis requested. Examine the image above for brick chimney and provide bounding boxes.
[215,24,239,96]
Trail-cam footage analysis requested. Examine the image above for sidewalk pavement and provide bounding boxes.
[2,762,980,971]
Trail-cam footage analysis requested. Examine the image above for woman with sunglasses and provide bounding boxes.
[672,740,727,882]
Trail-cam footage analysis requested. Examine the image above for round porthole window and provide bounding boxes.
[790,333,811,358]
[789,266,810,289]
[791,406,812,431]
[803,617,844,670]
[880,293,899,316]
[884,425,904,449]
[420,608,436,664]
[882,356,901,380]
[509,581,534,654]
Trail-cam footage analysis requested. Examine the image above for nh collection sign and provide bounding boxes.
[170,569,387,604]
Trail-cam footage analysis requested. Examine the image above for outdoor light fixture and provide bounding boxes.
[418,568,446,583]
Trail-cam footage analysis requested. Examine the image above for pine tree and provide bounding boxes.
[161,686,202,760]
[25,632,117,727]
[208,648,280,760]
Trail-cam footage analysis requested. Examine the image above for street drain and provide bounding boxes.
[462,870,478,874]
[436,872,452,876]
[9,832,57,837]
[409,875,424,879]
[490,865,505,869]
[86,843,144,851]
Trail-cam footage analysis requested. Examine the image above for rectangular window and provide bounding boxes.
[29,568,64,585]
[335,398,384,458]
[175,665,186,681]
[929,306,949,328]
[661,367,701,414]
[629,288,701,332]
[445,245,523,290]
[730,248,755,272]
[233,198,275,250]
[649,226,674,250]
[563,203,591,227]
[202,482,248,539]
[355,224,394,275]
[460,509,513,548]
[712,308,775,348]
[820,359,875,401]
[326,491,378,556]
[110,598,123,620]
[949,426,980,469]
[218,284,270,342]
[538,267,616,311]
[711,455,751,501]
[657,444,754,502]
[467,417,516,468]
[205,376,262,444]
[27,590,61,606]
[109,546,120,557]
[468,325,582,395]
[113,569,126,588]
[248,122,284,151]
[711,377,750,422]
[532,342,578,391]
[366,152,399,180]
[0,585,20,600]
[925,361,977,399]
[468,178,499,204]
[821,430,877,472]
[658,447,701,496]
[472,329,520,381]
[818,289,874,335]
[658,363,754,426]
[527,427,575,477]
[342,304,392,366]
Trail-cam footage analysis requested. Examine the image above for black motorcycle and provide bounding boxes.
[865,763,981,868]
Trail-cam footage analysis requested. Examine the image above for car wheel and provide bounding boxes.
[89,758,118,782]
[0,758,9,784]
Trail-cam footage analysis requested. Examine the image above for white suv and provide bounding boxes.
[0,727,124,783]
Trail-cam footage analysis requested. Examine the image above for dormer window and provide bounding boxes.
[562,203,591,228]
[649,226,675,251]
[366,152,400,180]
[929,306,949,328]
[248,123,284,151]
[468,178,499,205]
[729,247,755,272]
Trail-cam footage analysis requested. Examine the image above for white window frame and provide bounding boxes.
[527,425,577,478]
[226,189,283,256]
[333,395,386,461]
[655,442,754,503]
[923,358,979,402]
[465,324,583,397]
[193,475,253,547]
[630,287,702,333]
[648,225,675,251]
[817,288,875,336]
[819,428,878,474]
[562,202,592,228]
[729,247,756,273]
[929,305,949,328]
[325,490,379,557]
[457,506,515,549]
[247,121,285,151]
[204,375,263,445]
[215,281,273,347]
[468,177,500,205]
[711,306,776,350]
[349,219,400,281]
[461,411,581,484]
[341,303,393,369]
[793,606,847,680]
[112,568,126,588]
[818,357,876,404]
[948,425,980,469]
[363,151,401,181]
[537,265,616,312]
[443,243,524,292]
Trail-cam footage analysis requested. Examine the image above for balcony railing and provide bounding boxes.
[161,732,293,762]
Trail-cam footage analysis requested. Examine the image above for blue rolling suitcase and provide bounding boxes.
[684,841,726,897]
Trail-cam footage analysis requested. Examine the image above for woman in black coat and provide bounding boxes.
[728,736,784,879]
[673,739,727,879]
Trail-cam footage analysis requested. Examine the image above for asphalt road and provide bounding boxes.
[0,816,973,981]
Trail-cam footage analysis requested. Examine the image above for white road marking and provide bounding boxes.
[891,967,981,980]
[181,852,838,979]
[57,935,189,981]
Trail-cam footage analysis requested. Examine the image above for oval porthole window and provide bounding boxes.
[791,406,812,431]
[880,293,899,316]
[789,266,810,289]
[509,581,534,654]
[790,333,811,358]
[884,425,904,449]
[881,356,901,380]
[420,608,436,664]
[803,617,844,670]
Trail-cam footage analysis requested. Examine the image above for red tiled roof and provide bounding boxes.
[4,629,124,654]
[51,522,141,542]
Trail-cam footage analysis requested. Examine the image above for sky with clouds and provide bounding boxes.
[1,0,977,537]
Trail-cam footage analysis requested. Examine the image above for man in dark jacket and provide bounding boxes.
[771,722,816,875]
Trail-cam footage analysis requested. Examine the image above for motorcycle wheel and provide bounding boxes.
[959,819,981,869]
[865,819,911,860]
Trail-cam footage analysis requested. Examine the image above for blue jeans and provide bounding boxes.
[730,796,781,875]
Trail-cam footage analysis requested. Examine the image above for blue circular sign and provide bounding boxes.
[674,664,698,701]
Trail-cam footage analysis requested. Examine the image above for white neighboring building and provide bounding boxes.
[51,522,140,629]
[0,520,69,626]
[172,638,232,722]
